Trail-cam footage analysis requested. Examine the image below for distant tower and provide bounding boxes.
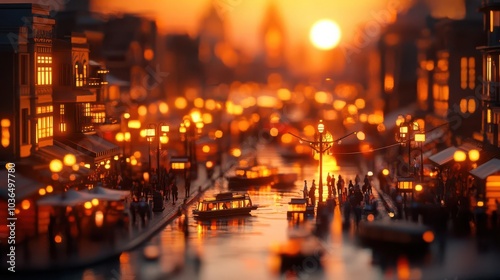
[260,1,286,70]
[198,4,234,89]
[198,4,226,64]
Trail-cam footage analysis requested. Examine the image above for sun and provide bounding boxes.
[309,19,342,50]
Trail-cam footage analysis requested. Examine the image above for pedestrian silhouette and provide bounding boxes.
[309,180,316,206]
[138,197,150,227]
[303,180,308,200]
[172,182,179,204]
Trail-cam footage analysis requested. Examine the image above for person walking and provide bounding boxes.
[327,173,332,198]
[348,180,354,195]
[129,197,138,226]
[337,175,344,205]
[185,179,191,197]
[138,197,149,227]
[330,175,336,198]
[172,182,179,204]
[309,180,317,207]
[303,180,308,200]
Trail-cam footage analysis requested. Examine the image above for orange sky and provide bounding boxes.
[91,0,409,56]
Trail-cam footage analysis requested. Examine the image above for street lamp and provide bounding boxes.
[453,149,480,197]
[179,114,204,181]
[414,131,426,182]
[146,123,170,173]
[317,120,326,204]
[288,120,358,207]
[396,115,425,180]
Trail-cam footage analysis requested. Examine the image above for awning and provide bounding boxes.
[58,134,121,162]
[0,170,45,200]
[469,158,500,180]
[428,146,461,167]
[37,143,93,166]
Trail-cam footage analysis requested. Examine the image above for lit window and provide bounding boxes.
[468,57,475,89]
[460,57,476,90]
[36,105,53,141]
[460,98,467,113]
[468,99,476,114]
[461,57,467,89]
[36,55,52,85]
[433,84,449,118]
[490,11,500,32]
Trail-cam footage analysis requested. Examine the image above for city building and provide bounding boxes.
[0,3,119,245]
[471,0,500,213]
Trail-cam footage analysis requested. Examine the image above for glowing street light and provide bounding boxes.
[288,120,358,206]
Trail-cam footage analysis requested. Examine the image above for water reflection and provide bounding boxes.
[43,145,500,280]
[196,216,253,237]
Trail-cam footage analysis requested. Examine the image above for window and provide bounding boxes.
[417,75,428,110]
[36,55,52,85]
[59,104,66,133]
[82,103,91,117]
[91,104,106,124]
[433,84,449,118]
[490,10,500,32]
[36,105,53,141]
[75,64,83,87]
[459,98,477,114]
[460,57,475,90]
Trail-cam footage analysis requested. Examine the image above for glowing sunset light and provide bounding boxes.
[310,19,342,50]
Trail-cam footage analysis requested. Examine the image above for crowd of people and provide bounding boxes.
[302,173,379,225]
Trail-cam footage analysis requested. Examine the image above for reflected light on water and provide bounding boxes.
[397,256,410,280]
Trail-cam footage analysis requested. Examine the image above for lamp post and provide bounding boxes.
[288,120,357,208]
[179,114,204,181]
[453,149,480,197]
[317,120,325,204]
[146,123,169,174]
[414,131,426,182]
[395,116,427,220]
[396,116,425,180]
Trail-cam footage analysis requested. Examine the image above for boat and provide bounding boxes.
[270,227,324,275]
[286,198,314,219]
[227,165,278,188]
[192,192,258,219]
[273,172,299,189]
[357,220,435,250]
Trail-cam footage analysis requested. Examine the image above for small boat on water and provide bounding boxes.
[287,198,314,219]
[273,172,299,189]
[270,227,324,275]
[227,165,278,188]
[192,192,258,219]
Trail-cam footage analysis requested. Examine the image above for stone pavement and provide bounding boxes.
[6,164,222,273]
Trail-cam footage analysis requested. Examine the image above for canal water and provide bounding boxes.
[116,149,377,280]
[38,144,500,280]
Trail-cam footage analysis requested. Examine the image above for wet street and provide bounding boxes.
[36,144,500,280]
